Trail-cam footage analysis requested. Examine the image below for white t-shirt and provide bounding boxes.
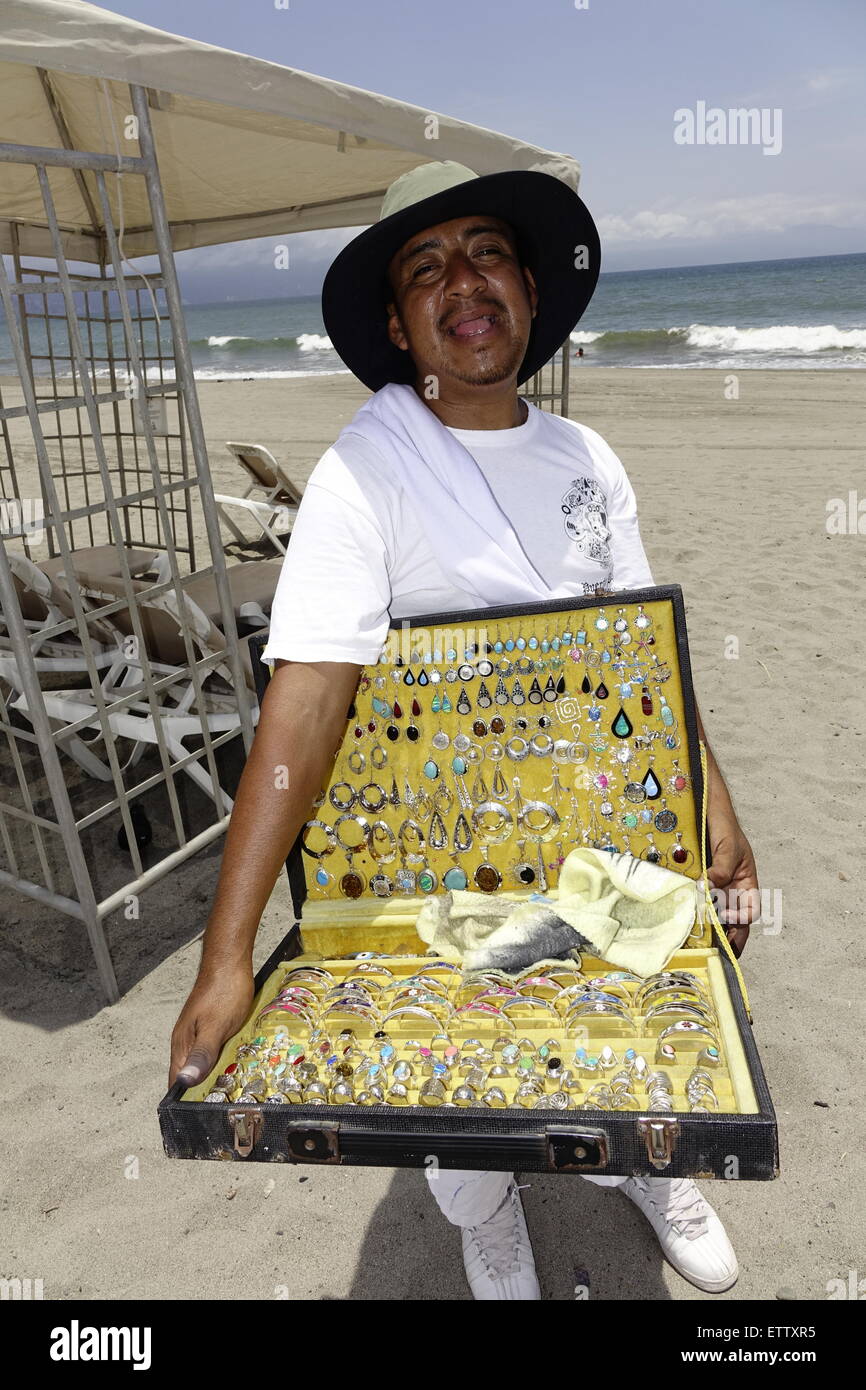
[261,397,654,665]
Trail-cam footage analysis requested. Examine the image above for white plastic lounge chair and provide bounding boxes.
[1,545,167,667]
[6,566,269,812]
[214,442,303,555]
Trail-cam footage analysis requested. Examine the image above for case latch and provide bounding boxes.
[546,1127,609,1171]
[286,1120,341,1164]
[228,1107,262,1158]
[638,1117,680,1169]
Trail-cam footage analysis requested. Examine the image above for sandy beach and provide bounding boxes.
[2,366,862,1301]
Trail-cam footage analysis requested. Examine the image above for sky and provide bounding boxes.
[56,0,866,301]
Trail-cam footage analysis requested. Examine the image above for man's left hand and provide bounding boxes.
[705,811,759,958]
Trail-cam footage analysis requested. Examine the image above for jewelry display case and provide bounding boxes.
[159,587,778,1178]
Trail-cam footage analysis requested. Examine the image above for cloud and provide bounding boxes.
[598,192,866,244]
[804,68,856,94]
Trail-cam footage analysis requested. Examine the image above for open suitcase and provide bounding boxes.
[159,585,778,1179]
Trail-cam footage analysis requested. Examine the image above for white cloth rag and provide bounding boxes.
[415,847,698,978]
[334,381,579,606]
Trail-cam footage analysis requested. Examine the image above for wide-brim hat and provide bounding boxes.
[321,160,601,392]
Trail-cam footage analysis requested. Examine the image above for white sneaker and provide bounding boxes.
[461,1181,541,1300]
[621,1176,738,1292]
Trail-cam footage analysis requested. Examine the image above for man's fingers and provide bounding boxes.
[706,856,735,889]
[722,886,761,924]
[725,925,750,958]
[706,851,761,926]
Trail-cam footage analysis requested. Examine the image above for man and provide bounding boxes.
[170,161,758,1300]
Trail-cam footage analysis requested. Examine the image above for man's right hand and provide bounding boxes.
[169,963,255,1089]
[165,659,362,1091]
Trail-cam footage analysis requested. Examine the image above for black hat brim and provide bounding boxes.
[321,169,601,392]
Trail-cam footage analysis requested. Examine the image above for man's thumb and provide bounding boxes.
[176,1039,221,1087]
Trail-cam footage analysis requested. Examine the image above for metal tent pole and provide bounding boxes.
[129,85,255,751]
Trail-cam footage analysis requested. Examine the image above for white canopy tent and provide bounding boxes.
[0,0,580,1002]
[0,0,582,263]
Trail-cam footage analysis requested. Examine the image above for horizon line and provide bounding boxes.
[181,248,865,309]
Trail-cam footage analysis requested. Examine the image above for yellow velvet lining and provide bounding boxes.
[302,596,703,907]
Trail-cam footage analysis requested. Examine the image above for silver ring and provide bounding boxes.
[329,782,356,811]
[470,801,514,845]
[333,813,371,852]
[358,782,387,812]
[516,798,560,840]
[530,733,554,756]
[300,819,337,859]
[369,820,398,863]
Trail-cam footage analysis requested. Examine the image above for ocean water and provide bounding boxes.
[573,251,866,369]
[1,251,863,378]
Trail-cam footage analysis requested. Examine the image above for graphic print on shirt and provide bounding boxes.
[561,477,613,590]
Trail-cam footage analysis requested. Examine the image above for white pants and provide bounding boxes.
[426,1166,628,1227]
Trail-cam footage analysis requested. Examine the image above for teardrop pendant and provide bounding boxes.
[403,668,415,685]
[511,678,525,706]
[528,677,543,705]
[456,687,471,715]
[642,767,662,799]
[472,771,490,803]
[581,674,592,694]
[612,707,633,738]
[543,676,558,703]
[492,767,509,799]
[442,693,452,714]
[417,668,429,686]
[495,676,509,705]
[594,681,609,700]
[477,681,492,709]
[392,700,402,719]
[428,809,448,850]
[431,692,441,714]
[453,813,473,852]
[411,698,421,717]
